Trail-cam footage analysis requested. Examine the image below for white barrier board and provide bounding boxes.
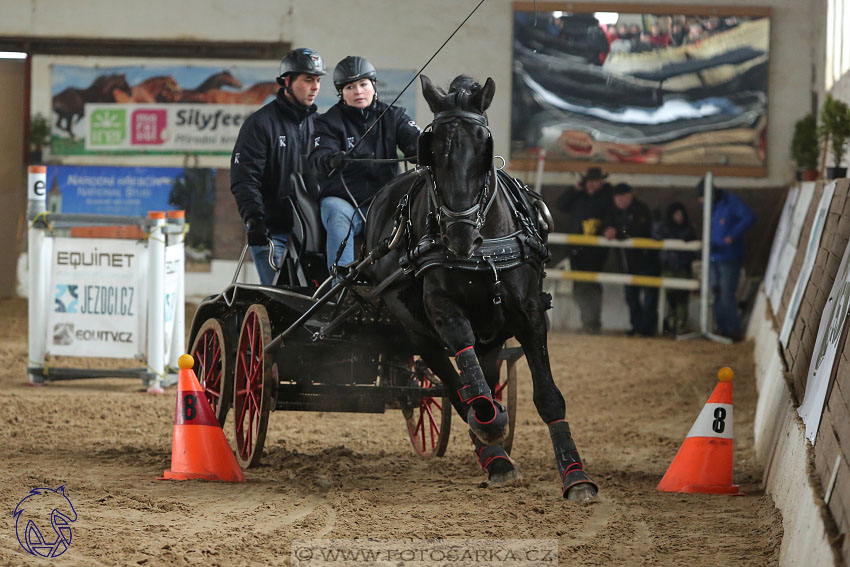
[47,238,147,358]
[163,242,183,362]
[780,181,837,346]
[799,236,850,443]
[768,182,816,314]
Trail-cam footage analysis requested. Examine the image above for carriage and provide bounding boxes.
[186,171,522,469]
[187,74,597,500]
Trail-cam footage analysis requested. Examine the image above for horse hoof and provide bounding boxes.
[489,465,520,487]
[565,482,598,503]
[467,401,509,445]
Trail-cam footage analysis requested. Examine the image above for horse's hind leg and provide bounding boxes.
[513,289,598,501]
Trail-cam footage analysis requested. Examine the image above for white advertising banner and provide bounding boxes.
[780,181,837,346]
[83,103,257,152]
[798,237,850,443]
[47,238,147,358]
[768,182,816,313]
[163,243,184,363]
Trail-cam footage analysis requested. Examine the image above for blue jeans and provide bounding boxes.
[321,196,366,272]
[709,258,742,336]
[250,232,288,286]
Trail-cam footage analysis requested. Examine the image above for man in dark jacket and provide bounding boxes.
[697,180,756,340]
[230,47,325,285]
[310,56,420,273]
[557,167,614,333]
[603,183,660,336]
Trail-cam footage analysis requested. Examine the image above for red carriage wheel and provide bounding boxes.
[190,318,233,426]
[233,304,274,469]
[405,360,451,458]
[493,339,519,454]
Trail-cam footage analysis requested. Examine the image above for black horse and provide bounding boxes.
[364,75,598,501]
[51,74,132,140]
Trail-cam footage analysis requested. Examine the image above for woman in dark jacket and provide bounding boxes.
[657,202,697,334]
[309,56,420,273]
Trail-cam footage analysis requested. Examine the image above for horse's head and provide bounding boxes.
[107,74,132,97]
[157,76,183,102]
[215,70,243,90]
[419,74,496,258]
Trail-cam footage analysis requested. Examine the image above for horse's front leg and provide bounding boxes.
[423,284,508,446]
[512,284,598,502]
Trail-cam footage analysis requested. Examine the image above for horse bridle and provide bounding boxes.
[422,108,498,233]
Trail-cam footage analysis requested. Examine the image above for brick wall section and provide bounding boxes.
[773,178,850,564]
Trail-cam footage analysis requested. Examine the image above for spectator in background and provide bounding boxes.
[697,180,756,341]
[649,23,671,48]
[603,184,660,336]
[656,202,697,335]
[632,32,655,53]
[557,167,614,334]
[685,23,705,44]
[610,23,633,54]
[670,22,687,46]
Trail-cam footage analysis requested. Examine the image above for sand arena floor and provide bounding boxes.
[0,298,781,566]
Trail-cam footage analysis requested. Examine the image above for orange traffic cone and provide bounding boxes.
[657,366,741,495]
[162,354,246,482]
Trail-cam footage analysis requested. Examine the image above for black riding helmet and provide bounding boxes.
[333,56,377,93]
[276,47,326,87]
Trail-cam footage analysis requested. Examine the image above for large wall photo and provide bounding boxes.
[510,3,770,176]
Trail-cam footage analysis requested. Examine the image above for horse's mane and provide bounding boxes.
[194,70,238,91]
[90,73,126,89]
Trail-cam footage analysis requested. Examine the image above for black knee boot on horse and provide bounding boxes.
[456,346,509,445]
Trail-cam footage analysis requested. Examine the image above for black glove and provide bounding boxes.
[246,217,269,246]
[330,151,348,170]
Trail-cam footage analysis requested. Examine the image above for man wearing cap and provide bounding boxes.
[231,47,326,285]
[697,180,755,341]
[603,183,660,336]
[557,167,614,333]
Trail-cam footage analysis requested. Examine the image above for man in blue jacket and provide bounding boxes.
[697,180,755,340]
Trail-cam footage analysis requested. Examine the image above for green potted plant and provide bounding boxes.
[28,113,51,164]
[791,113,819,181]
[819,94,850,179]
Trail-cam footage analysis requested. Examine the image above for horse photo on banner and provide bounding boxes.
[37,57,417,157]
[47,61,278,156]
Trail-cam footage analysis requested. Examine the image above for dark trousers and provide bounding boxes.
[710,259,742,336]
[624,284,658,335]
[573,281,602,333]
[663,268,691,333]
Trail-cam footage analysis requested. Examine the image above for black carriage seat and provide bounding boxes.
[270,174,329,288]
[290,172,324,254]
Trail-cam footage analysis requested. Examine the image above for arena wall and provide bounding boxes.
[748,178,850,567]
[0,0,821,188]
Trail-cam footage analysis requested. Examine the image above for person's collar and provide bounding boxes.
[276,89,317,120]
[340,96,379,118]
